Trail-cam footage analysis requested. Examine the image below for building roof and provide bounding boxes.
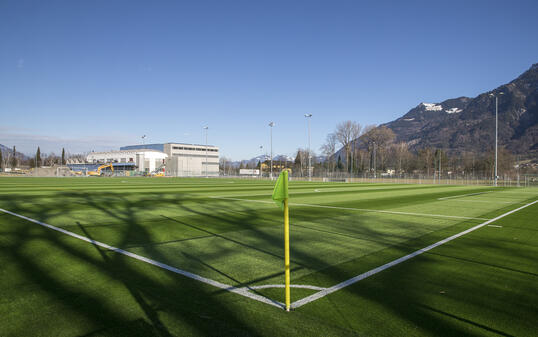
[121,143,218,149]
[88,149,166,155]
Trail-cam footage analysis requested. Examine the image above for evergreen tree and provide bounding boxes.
[337,155,343,171]
[11,146,17,168]
[61,148,65,165]
[36,147,41,168]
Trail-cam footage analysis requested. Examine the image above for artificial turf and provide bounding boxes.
[0,177,536,336]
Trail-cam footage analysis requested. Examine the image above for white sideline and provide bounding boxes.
[437,191,493,200]
[210,196,490,221]
[0,208,285,309]
[290,199,538,309]
[441,199,520,204]
[210,186,415,198]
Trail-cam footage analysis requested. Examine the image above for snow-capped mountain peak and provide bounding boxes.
[445,107,462,114]
[421,103,443,111]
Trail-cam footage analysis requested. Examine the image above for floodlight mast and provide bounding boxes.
[141,135,147,145]
[438,149,443,184]
[259,145,263,178]
[203,126,209,178]
[373,141,376,179]
[269,122,275,180]
[489,92,503,187]
[304,114,313,181]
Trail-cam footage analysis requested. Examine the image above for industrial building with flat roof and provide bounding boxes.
[87,149,168,174]
[120,143,219,177]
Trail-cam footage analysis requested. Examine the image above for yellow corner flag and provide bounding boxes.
[272,170,289,210]
[272,170,291,311]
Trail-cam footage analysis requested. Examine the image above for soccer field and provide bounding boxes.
[1,177,537,336]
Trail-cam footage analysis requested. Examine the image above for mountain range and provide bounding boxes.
[381,63,538,156]
[0,144,10,154]
[0,144,30,160]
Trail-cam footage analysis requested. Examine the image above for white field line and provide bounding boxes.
[487,225,503,228]
[437,191,493,200]
[290,199,538,309]
[210,196,490,221]
[210,185,438,199]
[0,208,285,310]
[246,284,326,291]
[441,199,522,204]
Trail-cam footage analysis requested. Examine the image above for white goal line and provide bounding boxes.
[0,208,285,309]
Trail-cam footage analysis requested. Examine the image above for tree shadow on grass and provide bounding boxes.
[296,215,537,337]
[77,222,172,337]
[2,182,530,336]
[0,191,269,336]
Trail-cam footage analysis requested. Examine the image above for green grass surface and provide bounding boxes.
[0,177,537,336]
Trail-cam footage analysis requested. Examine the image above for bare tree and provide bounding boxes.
[320,133,337,175]
[418,148,435,177]
[394,142,410,174]
[219,157,234,175]
[350,123,362,173]
[43,152,60,166]
[362,126,396,172]
[294,148,306,176]
[3,150,11,169]
[335,121,362,173]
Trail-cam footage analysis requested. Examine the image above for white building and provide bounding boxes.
[86,149,168,173]
[120,143,219,177]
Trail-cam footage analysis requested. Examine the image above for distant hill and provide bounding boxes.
[0,144,29,160]
[381,63,538,155]
[0,144,11,153]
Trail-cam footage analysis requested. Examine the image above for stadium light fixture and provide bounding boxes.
[259,145,263,178]
[489,92,504,187]
[373,141,376,179]
[269,122,275,180]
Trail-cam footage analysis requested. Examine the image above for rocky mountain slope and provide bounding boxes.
[382,63,538,155]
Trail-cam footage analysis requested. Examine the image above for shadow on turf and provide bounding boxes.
[3,187,390,335]
[1,187,533,337]
[0,192,272,336]
[418,304,515,337]
[77,222,173,337]
[297,232,529,337]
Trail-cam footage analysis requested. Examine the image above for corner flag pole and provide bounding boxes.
[284,197,290,311]
[271,170,291,311]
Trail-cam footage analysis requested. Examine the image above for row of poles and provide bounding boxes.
[200,116,312,181]
[266,92,502,183]
[266,114,312,181]
[141,92,502,183]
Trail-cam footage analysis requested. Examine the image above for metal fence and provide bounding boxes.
[218,172,538,187]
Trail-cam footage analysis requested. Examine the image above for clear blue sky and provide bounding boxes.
[1,0,537,160]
